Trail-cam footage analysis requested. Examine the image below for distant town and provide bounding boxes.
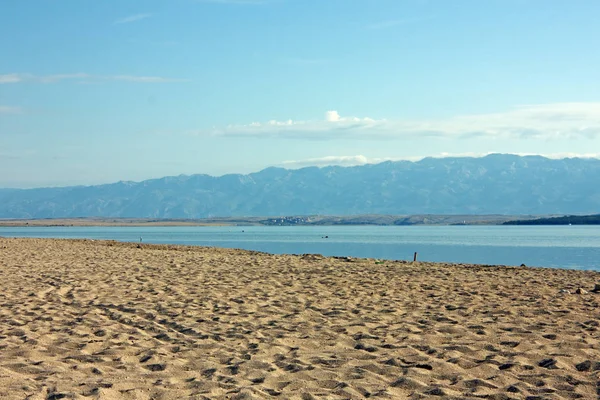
[260,216,312,226]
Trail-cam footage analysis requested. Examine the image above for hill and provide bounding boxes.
[503,214,600,225]
[1,154,599,218]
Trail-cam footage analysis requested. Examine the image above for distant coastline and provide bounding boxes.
[503,214,600,225]
[0,214,556,227]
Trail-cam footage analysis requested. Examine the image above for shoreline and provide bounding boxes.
[0,214,546,227]
[1,238,600,399]
[1,234,598,273]
[0,236,579,271]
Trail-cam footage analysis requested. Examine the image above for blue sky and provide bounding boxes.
[1,0,600,187]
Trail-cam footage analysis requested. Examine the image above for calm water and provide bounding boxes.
[1,225,599,271]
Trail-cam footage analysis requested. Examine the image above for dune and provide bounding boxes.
[1,237,599,399]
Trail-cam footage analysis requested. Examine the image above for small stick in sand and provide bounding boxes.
[413,252,418,262]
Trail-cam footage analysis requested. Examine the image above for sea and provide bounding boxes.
[1,225,599,271]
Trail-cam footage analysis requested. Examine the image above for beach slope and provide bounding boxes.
[1,238,599,399]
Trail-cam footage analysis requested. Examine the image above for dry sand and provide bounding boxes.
[1,238,599,399]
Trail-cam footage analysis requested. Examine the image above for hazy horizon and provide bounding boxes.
[0,152,598,190]
[2,0,600,187]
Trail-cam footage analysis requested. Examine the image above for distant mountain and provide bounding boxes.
[504,214,600,225]
[1,154,599,218]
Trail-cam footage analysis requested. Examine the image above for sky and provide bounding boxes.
[1,0,600,188]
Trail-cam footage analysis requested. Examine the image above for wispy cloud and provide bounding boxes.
[281,58,330,66]
[0,73,186,84]
[197,0,268,4]
[0,106,22,115]
[366,16,434,30]
[508,152,600,159]
[0,149,37,160]
[281,154,490,169]
[0,74,21,84]
[110,75,181,83]
[190,103,600,141]
[114,13,152,25]
[128,38,180,47]
[281,155,386,168]
[280,152,600,169]
[0,152,22,160]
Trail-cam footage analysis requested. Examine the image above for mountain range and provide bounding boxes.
[1,154,599,219]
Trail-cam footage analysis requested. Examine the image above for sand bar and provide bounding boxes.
[1,238,599,399]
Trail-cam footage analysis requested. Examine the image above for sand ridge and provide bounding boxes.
[1,238,599,399]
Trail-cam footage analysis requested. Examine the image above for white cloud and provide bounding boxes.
[0,74,21,84]
[0,106,22,115]
[0,73,185,84]
[280,152,600,169]
[193,103,600,141]
[114,13,152,24]
[325,110,341,122]
[281,155,373,168]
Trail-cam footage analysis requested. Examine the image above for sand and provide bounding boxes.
[1,238,599,399]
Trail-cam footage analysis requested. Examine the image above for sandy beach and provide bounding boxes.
[1,238,599,399]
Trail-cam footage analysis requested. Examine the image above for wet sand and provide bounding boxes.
[1,237,599,399]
